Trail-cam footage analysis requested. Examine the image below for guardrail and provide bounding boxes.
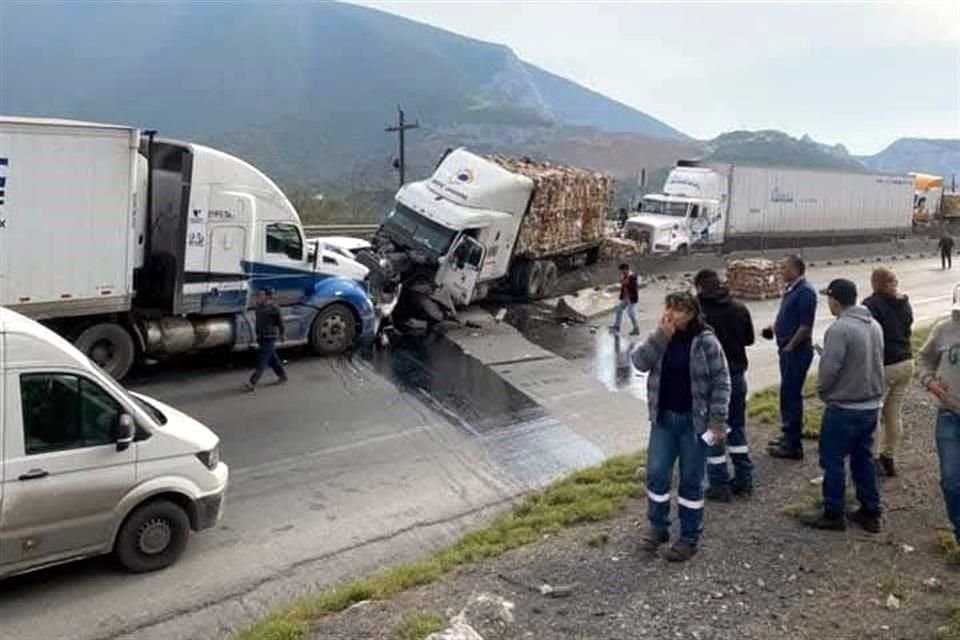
[303,224,380,239]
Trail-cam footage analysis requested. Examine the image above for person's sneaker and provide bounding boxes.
[767,442,804,460]
[662,540,698,562]
[629,329,640,336]
[731,482,754,498]
[799,509,846,531]
[848,509,881,534]
[277,377,289,386]
[638,529,669,554]
[877,455,897,478]
[705,486,733,503]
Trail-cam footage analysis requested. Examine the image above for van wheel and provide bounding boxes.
[310,303,356,355]
[540,260,559,298]
[114,500,190,573]
[74,322,136,380]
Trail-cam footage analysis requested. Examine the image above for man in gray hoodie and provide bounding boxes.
[801,279,886,533]
[917,299,960,546]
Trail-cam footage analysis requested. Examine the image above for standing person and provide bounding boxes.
[764,255,817,460]
[938,231,955,270]
[695,269,756,501]
[610,263,640,335]
[917,303,960,547]
[862,267,914,477]
[802,279,885,532]
[632,292,731,561]
[618,206,630,229]
[245,288,288,391]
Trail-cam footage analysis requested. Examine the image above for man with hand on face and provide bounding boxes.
[631,292,731,562]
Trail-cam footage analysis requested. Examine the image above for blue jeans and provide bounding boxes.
[779,345,814,448]
[818,405,881,516]
[250,338,287,385]
[646,411,707,545]
[936,410,960,543]
[708,371,753,489]
[612,299,638,332]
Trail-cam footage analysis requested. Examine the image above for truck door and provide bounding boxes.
[441,235,485,307]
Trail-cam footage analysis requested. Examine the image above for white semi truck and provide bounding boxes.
[626,161,914,255]
[357,148,610,321]
[0,117,377,379]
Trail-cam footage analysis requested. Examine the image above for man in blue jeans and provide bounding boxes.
[765,255,817,460]
[917,304,960,547]
[801,279,886,532]
[610,262,640,335]
[245,288,288,391]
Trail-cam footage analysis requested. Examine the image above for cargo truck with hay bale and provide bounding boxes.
[357,148,611,322]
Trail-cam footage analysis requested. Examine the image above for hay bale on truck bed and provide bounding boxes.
[486,155,611,259]
[725,258,783,300]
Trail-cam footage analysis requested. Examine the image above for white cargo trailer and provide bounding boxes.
[626,161,914,255]
[0,117,376,379]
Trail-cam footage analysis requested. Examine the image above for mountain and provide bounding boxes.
[860,138,960,180]
[0,0,686,194]
[700,130,870,172]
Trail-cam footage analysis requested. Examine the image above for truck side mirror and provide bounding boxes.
[116,414,135,452]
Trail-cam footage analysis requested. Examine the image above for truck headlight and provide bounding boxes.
[196,445,220,470]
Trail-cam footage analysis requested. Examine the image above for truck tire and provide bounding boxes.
[677,244,690,257]
[585,246,600,265]
[74,322,136,380]
[524,260,546,300]
[114,499,191,573]
[510,260,531,296]
[540,260,559,298]
[310,303,357,355]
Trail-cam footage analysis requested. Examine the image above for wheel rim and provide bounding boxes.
[88,339,115,368]
[137,518,173,555]
[318,313,348,350]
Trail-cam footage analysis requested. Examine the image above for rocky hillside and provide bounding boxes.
[860,138,960,180]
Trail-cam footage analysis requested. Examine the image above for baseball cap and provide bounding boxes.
[820,278,857,306]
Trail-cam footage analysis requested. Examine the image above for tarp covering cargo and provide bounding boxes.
[486,155,611,259]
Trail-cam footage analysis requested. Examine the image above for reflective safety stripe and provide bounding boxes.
[707,455,727,465]
[677,496,705,510]
[727,445,749,454]
[647,489,671,503]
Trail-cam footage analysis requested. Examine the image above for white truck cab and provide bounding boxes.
[0,307,228,578]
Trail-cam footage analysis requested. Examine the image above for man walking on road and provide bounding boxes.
[245,288,288,391]
[863,267,914,477]
[939,231,955,270]
[917,302,960,547]
[765,255,817,460]
[610,262,640,335]
[802,279,885,533]
[695,269,756,501]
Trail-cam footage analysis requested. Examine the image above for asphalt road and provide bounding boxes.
[0,255,952,640]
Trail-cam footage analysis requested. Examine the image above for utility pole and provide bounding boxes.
[385,105,419,187]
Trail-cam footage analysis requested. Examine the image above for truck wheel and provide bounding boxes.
[540,260,559,298]
[74,322,136,380]
[310,303,357,355]
[114,499,191,573]
[585,247,600,265]
[510,260,531,296]
[524,260,546,300]
[677,244,690,257]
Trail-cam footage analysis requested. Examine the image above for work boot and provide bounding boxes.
[731,482,754,498]
[662,540,698,562]
[629,328,640,336]
[848,508,881,534]
[767,442,804,460]
[799,509,846,531]
[638,528,669,554]
[877,455,897,478]
[705,485,733,503]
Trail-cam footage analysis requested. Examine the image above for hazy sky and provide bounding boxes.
[353,1,960,154]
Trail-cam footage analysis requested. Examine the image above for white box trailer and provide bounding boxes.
[626,161,914,254]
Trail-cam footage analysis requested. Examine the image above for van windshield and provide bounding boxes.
[642,199,689,217]
[384,203,457,254]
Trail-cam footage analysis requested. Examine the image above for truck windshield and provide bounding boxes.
[384,203,457,254]
[642,199,689,217]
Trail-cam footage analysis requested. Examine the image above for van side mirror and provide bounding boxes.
[116,414,135,452]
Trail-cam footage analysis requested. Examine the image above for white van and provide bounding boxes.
[0,308,228,578]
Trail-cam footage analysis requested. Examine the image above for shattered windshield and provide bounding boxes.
[641,198,689,217]
[385,203,457,254]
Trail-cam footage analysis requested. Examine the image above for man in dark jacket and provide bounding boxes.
[610,262,640,335]
[939,232,955,270]
[695,269,757,500]
[245,288,288,391]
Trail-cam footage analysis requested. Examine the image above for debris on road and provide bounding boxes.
[725,258,783,300]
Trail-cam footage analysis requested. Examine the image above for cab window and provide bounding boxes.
[20,374,124,454]
[266,223,304,261]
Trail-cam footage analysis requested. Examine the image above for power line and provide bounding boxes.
[385,105,419,187]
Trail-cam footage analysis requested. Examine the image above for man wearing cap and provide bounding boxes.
[245,287,288,391]
[801,279,885,532]
[916,296,960,548]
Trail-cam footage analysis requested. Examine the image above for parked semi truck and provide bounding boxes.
[626,160,914,255]
[0,117,376,379]
[357,148,610,320]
